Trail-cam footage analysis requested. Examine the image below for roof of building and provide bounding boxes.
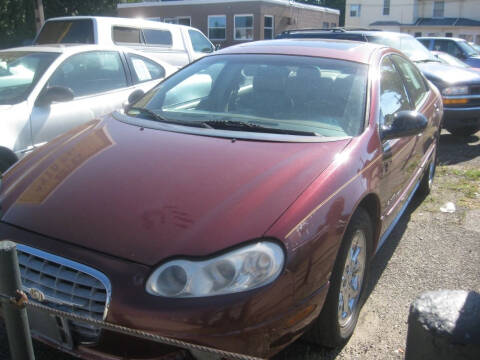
[117,0,340,15]
[215,39,386,64]
[369,21,402,26]
[415,17,480,26]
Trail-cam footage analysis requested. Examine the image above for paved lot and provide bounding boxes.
[1,130,479,360]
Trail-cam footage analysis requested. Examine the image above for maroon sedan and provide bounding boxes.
[0,39,442,359]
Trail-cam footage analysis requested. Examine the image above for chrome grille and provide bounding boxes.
[16,244,111,344]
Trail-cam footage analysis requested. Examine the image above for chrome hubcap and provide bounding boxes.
[338,230,366,327]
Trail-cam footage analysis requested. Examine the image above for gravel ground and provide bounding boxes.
[1,130,479,360]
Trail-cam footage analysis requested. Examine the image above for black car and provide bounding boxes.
[276,29,480,137]
[417,37,480,68]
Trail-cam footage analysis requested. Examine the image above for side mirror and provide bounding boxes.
[381,111,428,140]
[123,89,145,113]
[36,86,74,106]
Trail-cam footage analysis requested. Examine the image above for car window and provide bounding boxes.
[113,27,142,45]
[188,30,214,53]
[433,40,463,58]
[127,54,165,83]
[417,39,430,48]
[0,51,59,105]
[390,55,429,108]
[143,29,173,47]
[133,54,369,137]
[379,56,411,128]
[35,19,94,44]
[48,51,127,98]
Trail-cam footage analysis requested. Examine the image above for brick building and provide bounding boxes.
[117,0,340,48]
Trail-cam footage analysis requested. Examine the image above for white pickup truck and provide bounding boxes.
[34,16,215,68]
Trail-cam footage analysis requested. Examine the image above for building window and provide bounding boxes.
[445,32,453,37]
[234,15,253,41]
[433,1,444,18]
[414,32,422,37]
[264,15,273,39]
[208,15,226,41]
[383,0,390,15]
[350,4,361,17]
[331,22,336,28]
[322,22,329,29]
[163,17,191,26]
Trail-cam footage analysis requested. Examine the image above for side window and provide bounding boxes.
[391,55,429,108]
[188,30,214,53]
[48,51,127,98]
[379,56,411,128]
[143,29,173,47]
[127,54,165,83]
[113,27,142,45]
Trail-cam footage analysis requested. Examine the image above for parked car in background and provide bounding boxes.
[0,44,176,172]
[34,16,215,68]
[0,39,442,359]
[276,29,480,137]
[431,50,480,71]
[417,37,480,68]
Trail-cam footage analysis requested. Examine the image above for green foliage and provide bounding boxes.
[0,0,36,49]
[0,0,118,49]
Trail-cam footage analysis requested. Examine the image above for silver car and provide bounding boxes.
[0,44,176,172]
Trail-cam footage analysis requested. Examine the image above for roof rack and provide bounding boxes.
[280,28,345,34]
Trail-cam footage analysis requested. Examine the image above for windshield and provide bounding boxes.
[366,35,436,62]
[130,54,368,137]
[458,41,478,57]
[0,51,59,105]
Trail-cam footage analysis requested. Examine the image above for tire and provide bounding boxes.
[417,143,437,197]
[0,148,17,174]
[304,208,372,348]
[447,126,479,137]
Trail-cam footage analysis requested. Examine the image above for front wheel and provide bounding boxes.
[304,208,372,348]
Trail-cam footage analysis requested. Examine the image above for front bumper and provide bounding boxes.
[0,222,329,359]
[443,106,480,130]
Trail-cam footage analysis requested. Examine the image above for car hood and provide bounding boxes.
[417,61,480,87]
[0,116,349,265]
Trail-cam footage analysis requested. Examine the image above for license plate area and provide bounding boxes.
[27,308,73,350]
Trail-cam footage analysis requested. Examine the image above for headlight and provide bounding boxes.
[146,241,284,297]
[442,86,469,96]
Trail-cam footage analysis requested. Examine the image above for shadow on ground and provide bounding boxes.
[273,191,427,360]
[438,132,480,166]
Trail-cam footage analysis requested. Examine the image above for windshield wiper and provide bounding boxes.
[127,107,209,128]
[202,120,319,136]
[414,59,440,63]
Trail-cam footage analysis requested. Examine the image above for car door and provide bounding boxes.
[391,53,439,158]
[378,55,419,234]
[29,50,132,148]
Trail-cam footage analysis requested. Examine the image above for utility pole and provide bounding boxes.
[33,0,45,33]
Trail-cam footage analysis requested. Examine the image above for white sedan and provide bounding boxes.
[0,44,176,172]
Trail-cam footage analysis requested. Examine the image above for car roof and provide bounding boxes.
[417,36,467,41]
[44,15,193,30]
[1,44,131,55]
[216,39,387,64]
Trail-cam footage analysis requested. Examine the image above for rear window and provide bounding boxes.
[143,29,172,46]
[113,27,142,45]
[35,19,94,44]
